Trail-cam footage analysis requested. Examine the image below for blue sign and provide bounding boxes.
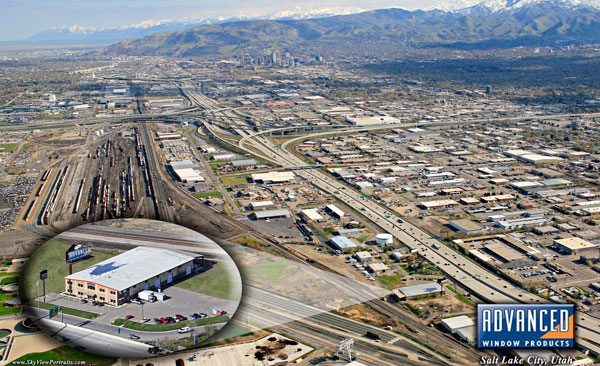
[66,245,93,263]
[478,304,574,349]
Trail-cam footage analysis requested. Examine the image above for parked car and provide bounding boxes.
[160,317,169,324]
[124,315,135,320]
[129,334,140,340]
[153,318,161,324]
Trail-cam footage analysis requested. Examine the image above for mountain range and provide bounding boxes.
[26,8,365,44]
[101,0,600,57]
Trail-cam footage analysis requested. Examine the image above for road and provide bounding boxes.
[185,88,600,355]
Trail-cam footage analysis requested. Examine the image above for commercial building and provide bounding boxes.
[346,115,400,126]
[250,201,275,210]
[329,236,357,252]
[449,219,484,234]
[392,282,443,300]
[300,208,325,222]
[367,262,390,274]
[325,204,345,219]
[170,160,204,183]
[64,246,202,306]
[441,315,475,334]
[252,209,290,220]
[251,171,295,184]
[554,237,597,255]
[355,251,373,263]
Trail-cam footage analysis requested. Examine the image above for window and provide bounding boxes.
[87,284,95,290]
[67,288,72,293]
[110,299,115,303]
[110,291,116,295]
[78,291,83,296]
[99,288,105,292]
[99,297,105,301]
[78,283,83,287]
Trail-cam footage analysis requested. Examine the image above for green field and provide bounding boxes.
[113,315,229,331]
[193,191,223,199]
[377,273,405,290]
[220,176,248,185]
[175,262,236,300]
[0,277,18,285]
[33,301,99,319]
[0,143,18,153]
[20,239,116,302]
[0,306,21,316]
[9,346,116,366]
[0,272,19,278]
[246,258,288,280]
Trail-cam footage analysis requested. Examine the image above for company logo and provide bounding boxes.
[66,244,93,263]
[477,304,574,349]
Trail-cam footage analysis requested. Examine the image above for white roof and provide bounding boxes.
[441,315,475,331]
[65,246,197,291]
[251,171,295,182]
[326,204,345,217]
[174,168,204,182]
[555,237,596,251]
[301,208,324,221]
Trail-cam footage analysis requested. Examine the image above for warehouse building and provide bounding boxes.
[170,160,204,183]
[300,208,324,222]
[554,237,597,255]
[329,236,357,252]
[325,204,345,219]
[449,219,484,234]
[64,246,202,306]
[392,282,443,301]
[251,171,295,184]
[252,209,291,220]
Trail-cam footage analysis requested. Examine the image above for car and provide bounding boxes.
[129,334,140,340]
[124,315,135,320]
[80,299,88,304]
[198,313,207,318]
[160,317,169,324]
[175,314,187,321]
[177,327,192,334]
[153,318,161,324]
[167,317,176,323]
[142,317,150,323]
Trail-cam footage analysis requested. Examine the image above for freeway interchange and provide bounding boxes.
[183,86,600,356]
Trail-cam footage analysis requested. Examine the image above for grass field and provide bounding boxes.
[0,272,19,278]
[32,301,99,319]
[175,262,236,300]
[246,258,288,280]
[9,346,116,366]
[377,273,405,290]
[193,191,223,199]
[0,143,18,153]
[0,306,21,316]
[220,176,248,185]
[20,239,116,302]
[0,277,18,285]
[113,315,229,331]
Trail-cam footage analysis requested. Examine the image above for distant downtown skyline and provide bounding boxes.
[0,0,448,41]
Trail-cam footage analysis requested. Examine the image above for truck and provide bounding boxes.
[137,290,157,303]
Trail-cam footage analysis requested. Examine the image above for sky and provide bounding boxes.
[0,0,446,41]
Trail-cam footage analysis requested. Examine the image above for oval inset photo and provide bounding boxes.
[20,219,242,358]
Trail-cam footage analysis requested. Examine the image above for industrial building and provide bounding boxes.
[554,237,597,254]
[300,208,325,222]
[376,233,394,246]
[252,209,291,220]
[170,160,204,183]
[251,171,295,184]
[250,201,275,210]
[449,219,484,234]
[441,315,476,345]
[329,236,357,252]
[64,246,202,306]
[355,251,373,263]
[325,204,345,219]
[392,282,443,300]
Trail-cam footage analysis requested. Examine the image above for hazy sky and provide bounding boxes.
[0,0,445,41]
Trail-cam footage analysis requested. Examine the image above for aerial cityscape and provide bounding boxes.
[0,0,599,365]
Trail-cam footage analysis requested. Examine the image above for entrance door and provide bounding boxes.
[167,273,173,284]
[155,278,161,290]
[185,265,192,275]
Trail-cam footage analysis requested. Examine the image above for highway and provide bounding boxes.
[185,88,600,355]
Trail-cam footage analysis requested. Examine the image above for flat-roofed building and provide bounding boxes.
[392,282,443,300]
[65,246,201,306]
[300,208,325,222]
[367,262,390,275]
[441,315,475,333]
[329,236,357,252]
[251,171,295,184]
[325,204,345,219]
[449,219,484,234]
[355,251,373,263]
[554,237,597,254]
[250,201,275,210]
[252,209,290,220]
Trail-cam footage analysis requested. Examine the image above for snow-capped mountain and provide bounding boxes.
[436,0,600,12]
[26,7,365,44]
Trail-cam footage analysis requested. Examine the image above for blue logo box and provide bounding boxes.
[477,304,575,349]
